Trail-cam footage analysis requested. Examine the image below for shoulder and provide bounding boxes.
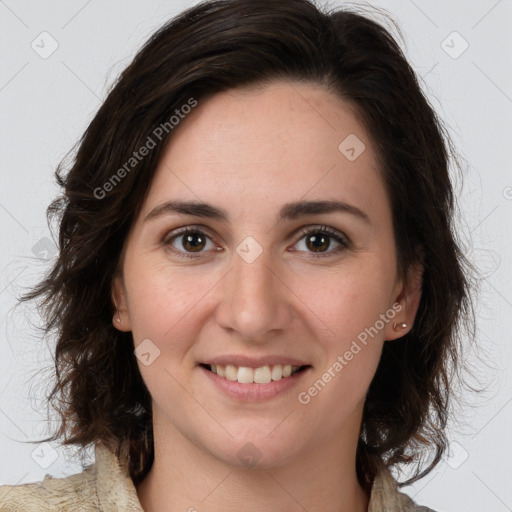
[395,488,438,512]
[0,444,143,512]
[0,465,97,512]
[369,459,439,512]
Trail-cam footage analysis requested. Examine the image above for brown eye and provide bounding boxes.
[305,233,331,253]
[181,232,206,252]
[163,227,217,258]
[293,226,348,257]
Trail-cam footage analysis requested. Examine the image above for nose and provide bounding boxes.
[215,243,293,343]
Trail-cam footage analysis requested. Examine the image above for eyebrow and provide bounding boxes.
[144,199,370,224]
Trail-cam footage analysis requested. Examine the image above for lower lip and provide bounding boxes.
[200,365,310,402]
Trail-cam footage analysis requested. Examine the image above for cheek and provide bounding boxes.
[296,259,395,344]
[123,265,205,410]
[124,259,209,342]
[294,259,393,400]
[296,270,390,431]
[122,262,222,396]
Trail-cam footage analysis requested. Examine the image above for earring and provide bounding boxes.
[393,322,408,331]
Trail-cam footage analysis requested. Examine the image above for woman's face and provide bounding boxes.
[113,81,421,469]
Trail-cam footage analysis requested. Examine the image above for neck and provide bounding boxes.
[136,421,369,512]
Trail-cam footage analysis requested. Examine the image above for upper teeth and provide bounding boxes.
[209,364,302,384]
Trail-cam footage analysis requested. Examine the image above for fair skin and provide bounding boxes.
[112,81,422,512]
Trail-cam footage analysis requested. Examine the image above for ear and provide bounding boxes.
[111,272,132,332]
[385,263,423,341]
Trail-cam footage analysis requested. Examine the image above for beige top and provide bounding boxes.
[0,445,436,511]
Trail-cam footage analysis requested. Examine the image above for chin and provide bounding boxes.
[207,430,304,470]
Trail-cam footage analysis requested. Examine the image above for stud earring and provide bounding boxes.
[392,322,408,331]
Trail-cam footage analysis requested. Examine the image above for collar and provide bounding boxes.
[94,444,144,511]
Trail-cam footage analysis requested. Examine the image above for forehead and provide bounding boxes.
[141,81,386,223]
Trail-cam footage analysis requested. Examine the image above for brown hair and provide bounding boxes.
[21,0,474,491]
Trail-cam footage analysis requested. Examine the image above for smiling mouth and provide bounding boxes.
[200,363,310,384]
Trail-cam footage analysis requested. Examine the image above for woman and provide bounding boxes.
[0,0,473,510]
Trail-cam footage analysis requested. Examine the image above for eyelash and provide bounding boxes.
[161,225,349,260]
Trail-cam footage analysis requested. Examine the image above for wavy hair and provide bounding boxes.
[21,0,474,491]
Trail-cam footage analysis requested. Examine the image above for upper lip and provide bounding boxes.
[200,355,310,368]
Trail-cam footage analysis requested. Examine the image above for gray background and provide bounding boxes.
[1,0,511,510]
